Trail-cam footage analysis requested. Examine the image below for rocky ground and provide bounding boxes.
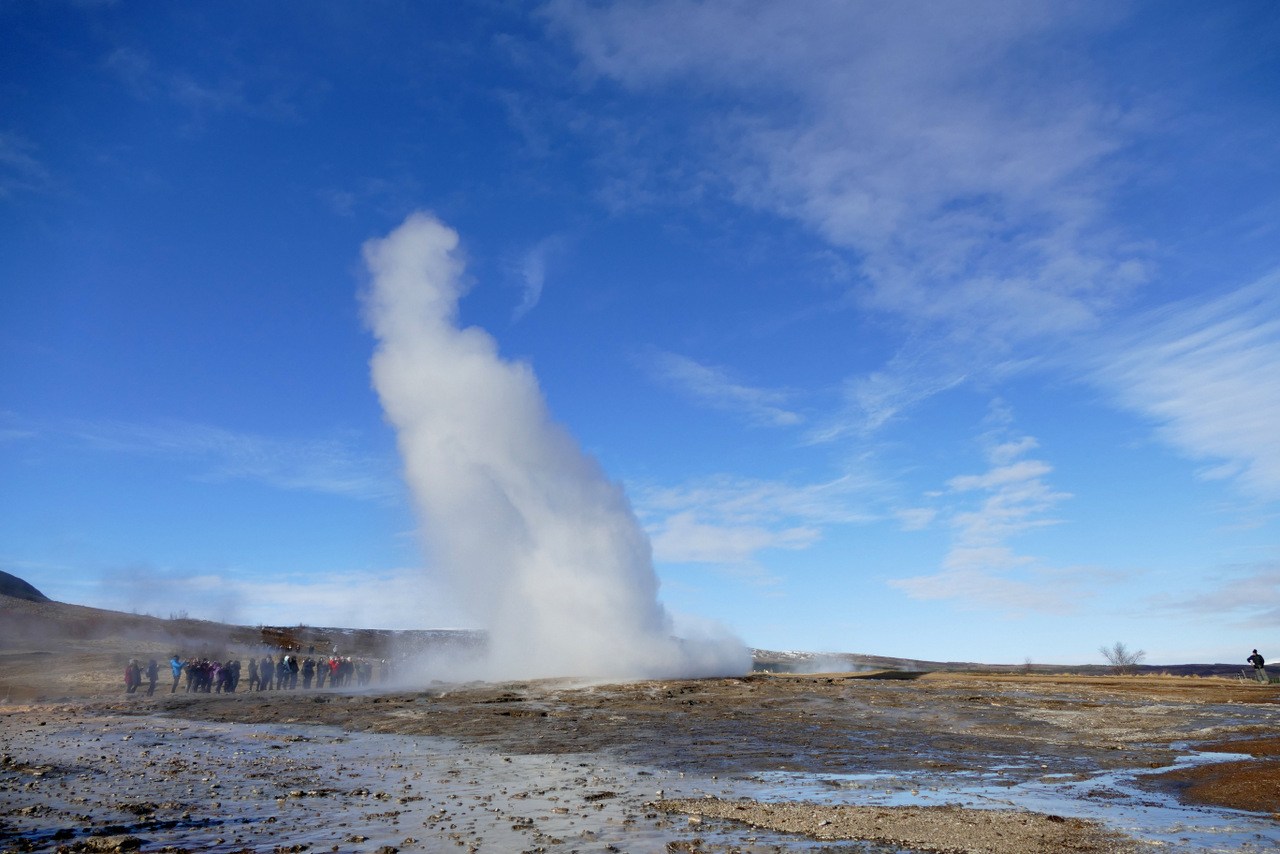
[3,592,1280,853]
[4,670,1280,853]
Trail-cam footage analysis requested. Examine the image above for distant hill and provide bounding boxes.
[0,584,1246,680]
[749,648,1247,680]
[0,590,483,660]
[0,569,49,602]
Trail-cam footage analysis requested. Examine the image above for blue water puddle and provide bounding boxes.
[720,749,1279,853]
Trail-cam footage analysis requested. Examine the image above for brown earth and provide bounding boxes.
[656,798,1140,854]
[1153,735,1280,814]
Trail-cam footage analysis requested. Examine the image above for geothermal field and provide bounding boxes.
[4,222,1279,854]
[4,219,1280,854]
[3,590,1280,854]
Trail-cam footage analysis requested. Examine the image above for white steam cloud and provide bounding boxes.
[363,212,748,680]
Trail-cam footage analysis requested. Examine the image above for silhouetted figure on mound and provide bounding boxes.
[145,659,159,696]
[1248,649,1267,683]
[247,657,259,692]
[301,657,316,689]
[259,656,274,691]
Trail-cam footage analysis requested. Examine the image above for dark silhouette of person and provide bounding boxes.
[1248,649,1267,683]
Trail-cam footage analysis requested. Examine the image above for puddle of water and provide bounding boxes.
[729,749,1279,854]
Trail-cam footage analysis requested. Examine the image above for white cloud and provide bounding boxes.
[895,507,936,531]
[948,459,1053,493]
[67,419,397,501]
[649,351,802,427]
[546,1,1174,445]
[989,436,1039,466]
[637,472,876,567]
[809,351,968,441]
[891,565,1087,615]
[104,45,247,115]
[511,235,568,321]
[102,42,308,127]
[649,510,817,567]
[319,188,357,217]
[89,564,461,630]
[1094,275,1280,502]
[1147,564,1280,632]
[548,0,1144,344]
[889,431,1084,613]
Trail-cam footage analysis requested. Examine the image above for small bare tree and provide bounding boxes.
[1099,641,1146,676]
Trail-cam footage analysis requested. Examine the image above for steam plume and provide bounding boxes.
[363,213,748,680]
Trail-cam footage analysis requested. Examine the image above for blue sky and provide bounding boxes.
[3,1,1279,665]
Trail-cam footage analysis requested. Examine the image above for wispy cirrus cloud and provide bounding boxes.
[0,131,55,199]
[636,472,877,569]
[67,419,398,501]
[888,433,1093,614]
[548,0,1144,345]
[809,341,970,441]
[102,43,312,128]
[104,46,247,115]
[1146,563,1280,631]
[511,235,569,321]
[87,563,460,630]
[3,552,462,630]
[648,351,802,427]
[557,0,1280,521]
[1093,274,1280,502]
[543,0,1158,455]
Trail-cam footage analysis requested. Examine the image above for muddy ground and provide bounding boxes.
[4,668,1280,854]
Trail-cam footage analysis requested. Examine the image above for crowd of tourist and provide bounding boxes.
[124,653,392,694]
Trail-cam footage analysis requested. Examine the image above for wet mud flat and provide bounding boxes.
[3,673,1280,853]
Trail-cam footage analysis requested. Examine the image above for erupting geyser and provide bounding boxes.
[363,212,749,680]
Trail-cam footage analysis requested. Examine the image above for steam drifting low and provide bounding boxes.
[363,213,748,680]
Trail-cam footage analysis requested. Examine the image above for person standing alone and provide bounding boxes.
[1248,649,1267,683]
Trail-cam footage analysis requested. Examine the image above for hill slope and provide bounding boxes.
[0,569,49,602]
